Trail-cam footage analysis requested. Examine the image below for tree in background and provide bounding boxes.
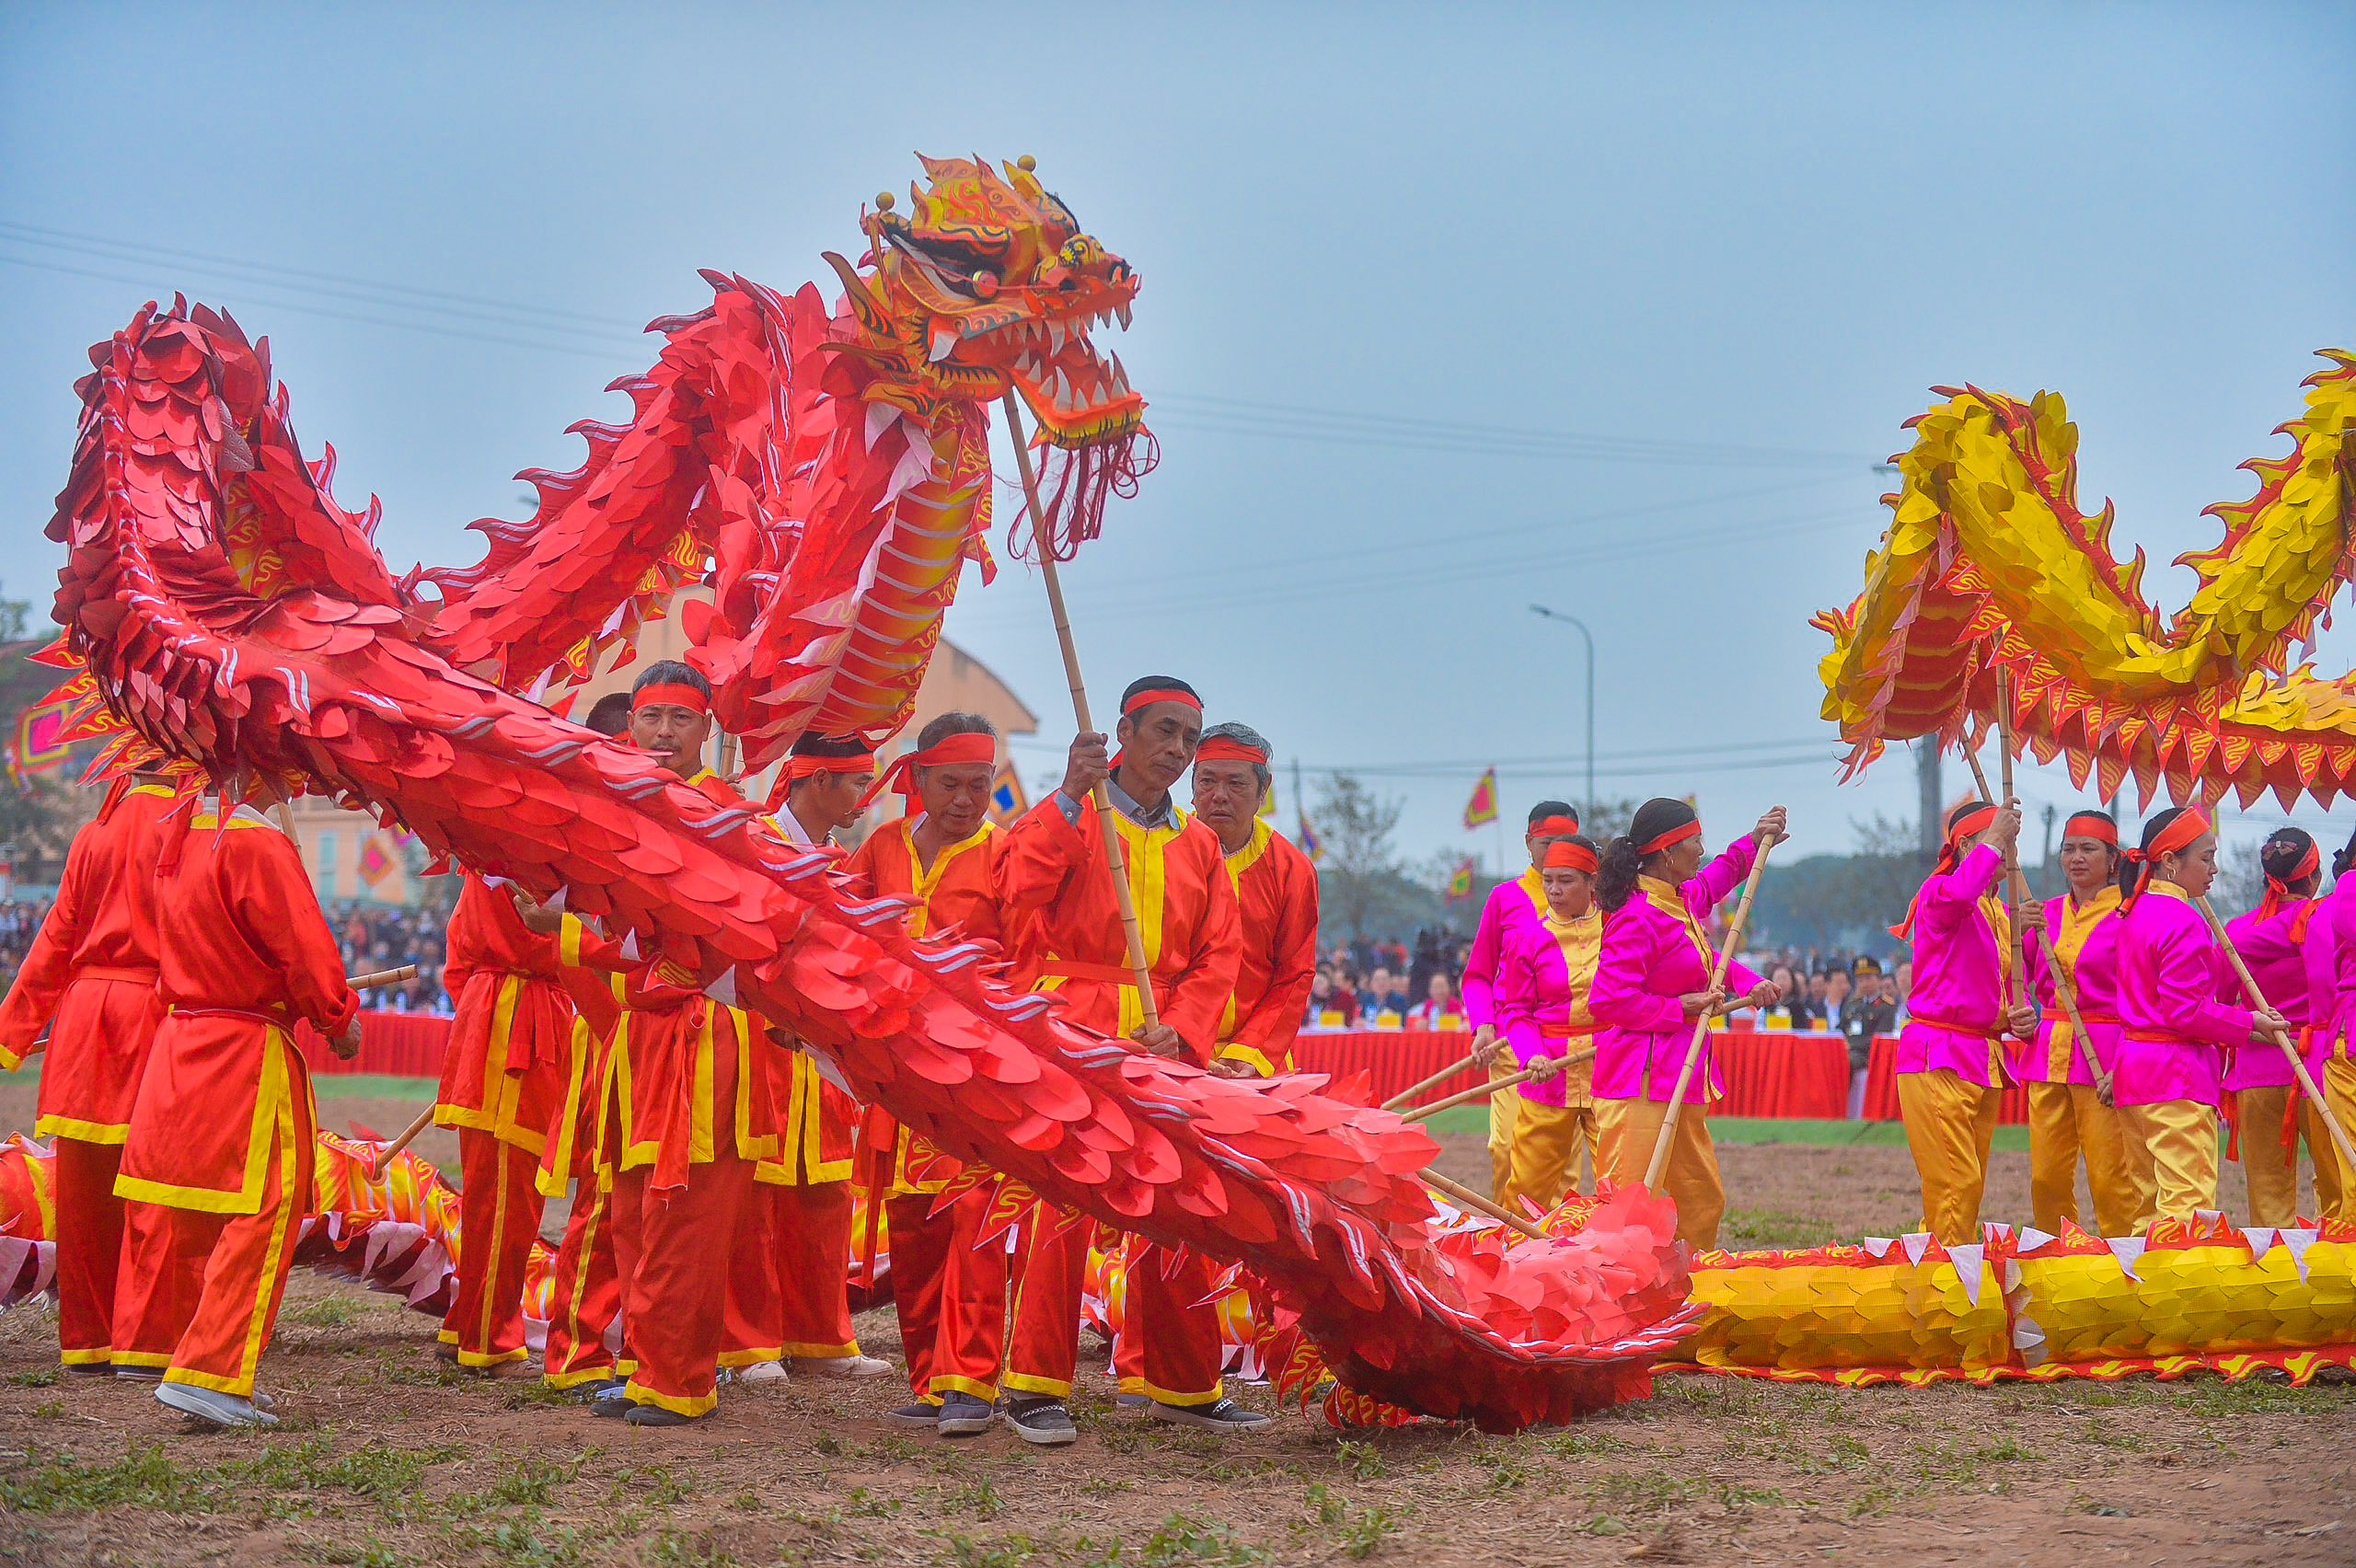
[1749,811,1929,957]
[1312,773,1405,940]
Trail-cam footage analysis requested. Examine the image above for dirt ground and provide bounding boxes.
[2,1079,2347,1567]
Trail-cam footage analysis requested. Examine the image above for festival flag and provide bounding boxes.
[1444,856,1478,903]
[356,833,396,888]
[1297,813,1323,864]
[11,698,73,778]
[987,763,1028,826]
[1462,767,1498,829]
[1260,780,1277,820]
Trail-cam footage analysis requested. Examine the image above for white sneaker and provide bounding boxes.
[736,1360,790,1385]
[156,1382,278,1428]
[791,1354,892,1380]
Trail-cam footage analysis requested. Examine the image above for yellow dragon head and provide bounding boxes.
[822,154,1143,447]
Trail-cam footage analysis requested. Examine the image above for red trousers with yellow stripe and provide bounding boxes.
[437,1131,545,1367]
[1008,1211,1223,1407]
[888,1188,1006,1402]
[612,1152,755,1417]
[111,1203,220,1373]
[722,1182,858,1364]
[157,1088,316,1399]
[540,1172,624,1389]
[50,1137,127,1367]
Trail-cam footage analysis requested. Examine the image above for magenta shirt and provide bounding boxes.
[1458,869,1542,1032]
[1492,909,1601,1110]
[1895,842,2014,1088]
[2302,876,2356,1079]
[2113,883,2253,1109]
[2223,902,2316,1091]
[1588,836,1763,1106]
[2016,885,2122,1087]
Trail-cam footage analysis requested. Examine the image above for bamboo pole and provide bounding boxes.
[1420,1168,1548,1241]
[1396,1049,1598,1121]
[2196,894,2356,1176]
[1643,836,1777,1188]
[347,964,418,991]
[368,1105,435,1178]
[1961,719,2112,1094]
[999,393,1160,1033]
[1380,1051,1483,1113]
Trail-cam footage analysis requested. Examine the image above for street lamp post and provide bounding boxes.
[1528,604,1596,817]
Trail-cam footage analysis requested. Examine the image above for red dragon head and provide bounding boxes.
[822,154,1143,448]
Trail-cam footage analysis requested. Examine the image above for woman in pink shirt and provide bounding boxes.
[1588,797,1785,1249]
[1889,799,2034,1244]
[2300,829,2356,1221]
[2223,828,2325,1227]
[2014,809,2134,1237]
[1461,801,1581,1199]
[2113,806,2286,1228]
[1492,837,1605,1214]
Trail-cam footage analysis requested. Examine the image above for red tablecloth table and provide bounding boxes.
[294,1009,452,1077]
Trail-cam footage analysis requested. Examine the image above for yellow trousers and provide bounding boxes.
[1486,1056,1521,1201]
[1595,1096,1722,1250]
[2025,1080,2137,1237]
[2116,1099,2219,1229]
[2236,1084,2303,1228]
[1897,1069,2000,1246]
[1502,1097,1597,1216]
[2308,1056,2356,1223]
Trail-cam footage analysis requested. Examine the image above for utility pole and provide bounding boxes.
[2040,801,2058,890]
[1528,604,1597,816]
[1915,739,1941,857]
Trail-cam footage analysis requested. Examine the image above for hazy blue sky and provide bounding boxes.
[5,4,2351,870]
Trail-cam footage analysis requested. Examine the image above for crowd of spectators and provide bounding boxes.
[329,902,454,1014]
[1303,927,1474,1031]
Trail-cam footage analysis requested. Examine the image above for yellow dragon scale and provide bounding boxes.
[1817,351,2356,808]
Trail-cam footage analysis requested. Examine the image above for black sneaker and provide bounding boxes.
[937,1391,994,1437]
[1000,1395,1078,1447]
[1149,1397,1272,1434]
[1114,1392,1149,1409]
[884,1401,941,1428]
[624,1403,702,1427]
[589,1383,633,1418]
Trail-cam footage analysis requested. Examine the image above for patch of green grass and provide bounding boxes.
[1911,1437,2038,1488]
[1140,1512,1268,1565]
[6,1366,59,1387]
[941,1478,1004,1520]
[1851,1481,1903,1516]
[618,1464,693,1507]
[1415,1109,2030,1150]
[317,1075,443,1101]
[490,1453,583,1507]
[4,1437,458,1518]
[307,1540,413,1568]
[1540,1429,1630,1460]
[650,1531,741,1567]
[30,1400,63,1419]
[1080,1476,1133,1499]
[938,1534,1055,1568]
[289,1294,364,1329]
[1718,1208,1844,1250]
[1334,1438,1385,1480]
[1299,1484,1404,1560]
[452,1516,598,1567]
[1477,1447,1530,1493]
[1588,1471,1709,1515]
[2080,1416,2142,1450]
[1792,1433,1872,1474]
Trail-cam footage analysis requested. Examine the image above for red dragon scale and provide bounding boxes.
[39,160,1699,1430]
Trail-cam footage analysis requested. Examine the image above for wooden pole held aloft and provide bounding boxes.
[1395,1048,1597,1122]
[999,393,1160,1033]
[1420,1167,1548,1241]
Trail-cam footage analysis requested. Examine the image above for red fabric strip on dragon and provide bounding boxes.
[11,156,2355,1422]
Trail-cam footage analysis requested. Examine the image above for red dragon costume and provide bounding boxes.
[29,155,1696,1430]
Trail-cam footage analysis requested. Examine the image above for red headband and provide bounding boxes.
[2063,812,2118,847]
[1544,839,1598,873]
[1529,813,1579,838]
[631,682,710,716]
[1892,804,2002,940]
[1946,804,1999,847]
[1634,819,1700,856]
[2125,808,2212,907]
[1122,686,1201,718]
[2258,840,2320,920]
[785,751,875,781]
[1195,736,1268,767]
[858,732,997,808]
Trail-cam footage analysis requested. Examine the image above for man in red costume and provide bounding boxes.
[994,674,1259,1444]
[724,731,887,1386]
[1190,723,1319,1078]
[840,712,1008,1438]
[1108,721,1319,1404]
[525,691,635,1398]
[0,766,185,1378]
[601,662,789,1424]
[432,867,580,1374]
[114,780,360,1427]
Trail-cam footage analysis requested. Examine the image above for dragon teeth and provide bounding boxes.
[1116,301,1132,330]
[1047,319,1066,354]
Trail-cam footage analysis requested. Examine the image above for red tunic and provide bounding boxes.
[114,803,358,1214]
[0,783,179,1139]
[609,769,785,1193]
[434,874,577,1157]
[840,817,1003,1193]
[1213,819,1319,1076]
[996,794,1241,1061]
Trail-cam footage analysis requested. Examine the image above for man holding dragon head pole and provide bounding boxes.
[994,676,1265,1443]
